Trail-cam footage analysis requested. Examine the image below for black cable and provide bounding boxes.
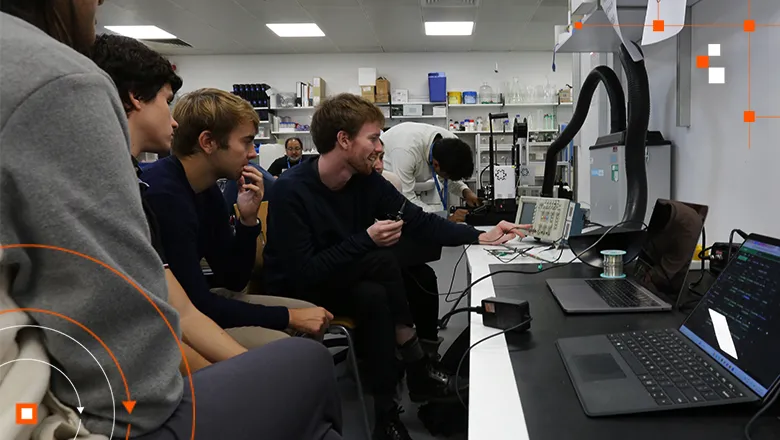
[727,228,749,265]
[688,227,707,290]
[744,388,780,440]
[447,221,647,313]
[439,306,482,323]
[454,318,533,408]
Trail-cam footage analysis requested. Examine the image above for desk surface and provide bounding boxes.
[466,238,575,440]
[465,239,777,440]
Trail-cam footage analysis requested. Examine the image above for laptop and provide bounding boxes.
[557,234,780,416]
[547,199,708,313]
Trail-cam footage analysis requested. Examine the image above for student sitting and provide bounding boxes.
[142,88,333,345]
[91,33,285,371]
[263,93,528,439]
[268,137,305,177]
[0,2,341,439]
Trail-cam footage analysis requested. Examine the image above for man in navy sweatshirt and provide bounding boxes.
[263,93,528,440]
[143,88,333,343]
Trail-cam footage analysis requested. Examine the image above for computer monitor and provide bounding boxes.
[630,200,709,303]
[678,235,780,398]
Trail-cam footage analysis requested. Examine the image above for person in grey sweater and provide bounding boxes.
[0,2,341,440]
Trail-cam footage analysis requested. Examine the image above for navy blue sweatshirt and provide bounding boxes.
[143,156,289,330]
[263,157,482,295]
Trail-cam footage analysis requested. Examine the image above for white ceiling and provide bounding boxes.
[97,0,570,55]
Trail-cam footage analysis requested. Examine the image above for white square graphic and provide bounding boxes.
[709,67,725,84]
[708,43,721,56]
[21,407,33,420]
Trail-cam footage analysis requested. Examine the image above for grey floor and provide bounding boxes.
[336,246,471,440]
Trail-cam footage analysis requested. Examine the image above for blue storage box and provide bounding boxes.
[428,72,447,103]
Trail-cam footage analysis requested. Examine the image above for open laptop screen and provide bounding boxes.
[679,237,780,398]
[630,200,708,301]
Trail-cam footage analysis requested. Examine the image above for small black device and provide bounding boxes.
[481,297,531,333]
[708,241,742,275]
[557,233,780,417]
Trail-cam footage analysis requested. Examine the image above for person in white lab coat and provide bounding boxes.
[380,122,481,216]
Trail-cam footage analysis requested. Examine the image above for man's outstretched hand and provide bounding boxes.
[289,307,333,335]
[477,221,533,245]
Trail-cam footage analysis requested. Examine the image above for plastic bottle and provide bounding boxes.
[476,116,483,132]
[449,119,454,131]
[453,120,460,131]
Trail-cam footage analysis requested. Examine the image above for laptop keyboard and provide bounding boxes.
[607,329,746,406]
[586,279,661,308]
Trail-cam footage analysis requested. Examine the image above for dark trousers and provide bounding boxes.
[131,338,342,440]
[303,250,414,397]
[402,264,440,341]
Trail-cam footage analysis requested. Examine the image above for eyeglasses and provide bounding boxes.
[286,147,302,152]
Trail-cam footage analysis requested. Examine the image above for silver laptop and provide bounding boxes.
[547,200,709,313]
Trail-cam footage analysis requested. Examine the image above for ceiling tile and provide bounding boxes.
[421,7,478,21]
[305,6,379,47]
[476,4,538,23]
[298,0,360,5]
[234,0,310,22]
[530,5,568,23]
[359,0,422,5]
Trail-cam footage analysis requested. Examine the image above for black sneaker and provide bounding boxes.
[406,357,468,403]
[373,406,414,440]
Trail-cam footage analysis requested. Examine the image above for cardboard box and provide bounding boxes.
[392,89,409,103]
[312,77,326,106]
[559,89,572,103]
[361,86,376,103]
[376,94,390,104]
[376,77,390,96]
[432,105,447,117]
[403,104,423,116]
[358,68,377,86]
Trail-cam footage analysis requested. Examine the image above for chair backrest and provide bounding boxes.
[257,143,285,169]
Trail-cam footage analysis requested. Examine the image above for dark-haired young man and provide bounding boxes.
[263,93,529,439]
[380,122,482,215]
[91,33,329,366]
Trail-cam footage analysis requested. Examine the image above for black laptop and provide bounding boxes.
[557,234,780,416]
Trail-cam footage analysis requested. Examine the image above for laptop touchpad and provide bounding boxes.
[573,354,626,382]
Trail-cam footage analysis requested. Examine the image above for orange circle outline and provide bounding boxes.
[1,244,196,440]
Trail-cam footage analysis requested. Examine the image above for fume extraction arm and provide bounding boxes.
[542,43,652,267]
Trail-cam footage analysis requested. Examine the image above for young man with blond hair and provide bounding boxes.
[143,88,333,346]
[263,93,528,439]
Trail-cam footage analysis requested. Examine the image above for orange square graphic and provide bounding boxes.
[16,403,37,425]
[574,21,583,30]
[744,20,755,32]
[744,111,756,123]
[653,20,664,32]
[696,55,709,69]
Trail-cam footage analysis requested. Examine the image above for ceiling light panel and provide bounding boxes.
[424,21,474,35]
[266,23,326,37]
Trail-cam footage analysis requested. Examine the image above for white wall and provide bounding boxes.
[641,0,780,242]
[169,52,572,101]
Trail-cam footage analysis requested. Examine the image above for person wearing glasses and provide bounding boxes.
[268,137,304,177]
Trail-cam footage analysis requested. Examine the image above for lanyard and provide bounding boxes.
[428,146,448,208]
[286,158,292,169]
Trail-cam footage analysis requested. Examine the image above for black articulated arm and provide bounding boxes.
[541,65,626,197]
[619,42,651,226]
